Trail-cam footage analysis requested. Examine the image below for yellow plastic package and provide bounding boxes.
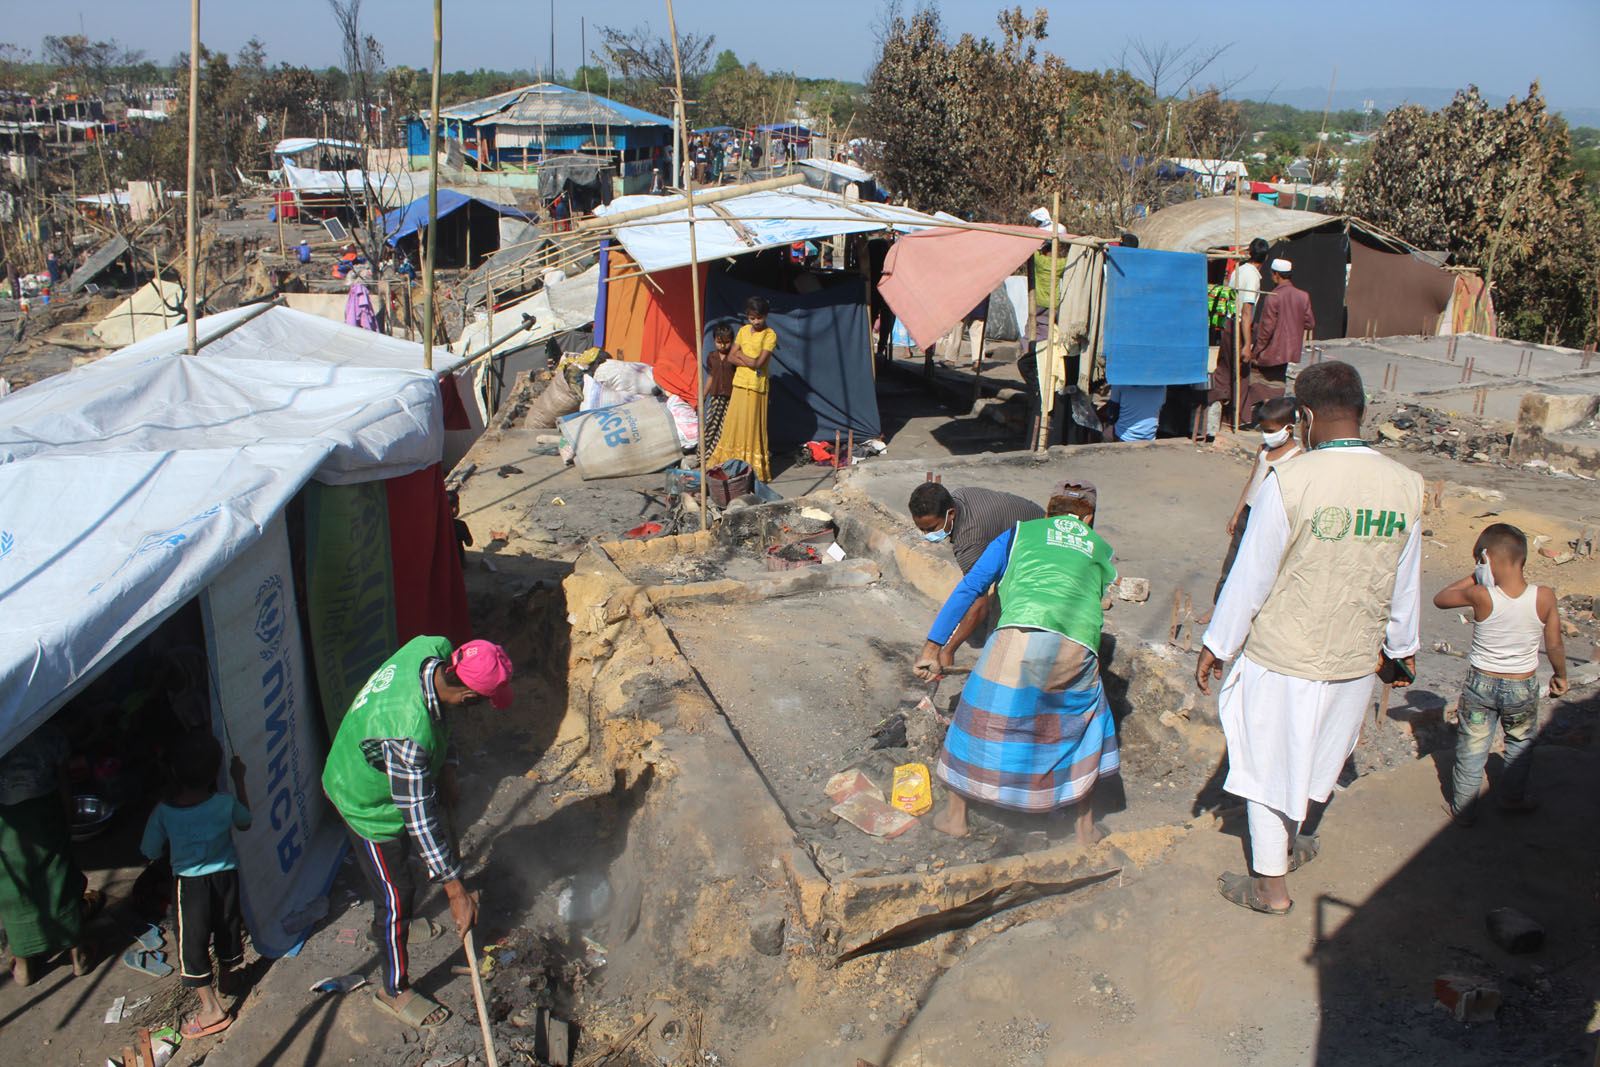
[892,762,933,816]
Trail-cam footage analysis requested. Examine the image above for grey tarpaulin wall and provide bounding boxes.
[703,271,880,451]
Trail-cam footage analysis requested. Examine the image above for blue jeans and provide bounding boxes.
[1451,667,1539,814]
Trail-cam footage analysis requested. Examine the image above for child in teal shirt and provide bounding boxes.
[141,731,251,1038]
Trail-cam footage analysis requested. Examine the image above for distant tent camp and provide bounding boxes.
[382,191,529,268]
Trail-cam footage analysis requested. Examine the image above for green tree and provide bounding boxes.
[1342,85,1600,345]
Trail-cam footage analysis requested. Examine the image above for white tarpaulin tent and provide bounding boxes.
[0,303,457,748]
[593,183,944,274]
[0,304,458,955]
[451,263,600,361]
[282,160,422,211]
[89,278,185,347]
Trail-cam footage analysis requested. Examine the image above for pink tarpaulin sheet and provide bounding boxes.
[877,225,1046,351]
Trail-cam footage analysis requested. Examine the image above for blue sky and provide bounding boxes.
[9,0,1598,111]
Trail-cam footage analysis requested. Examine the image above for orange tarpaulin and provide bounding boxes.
[877,225,1046,351]
[603,248,709,404]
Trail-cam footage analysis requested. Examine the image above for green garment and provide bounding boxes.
[997,516,1117,651]
[321,635,452,841]
[1032,250,1070,309]
[0,794,86,958]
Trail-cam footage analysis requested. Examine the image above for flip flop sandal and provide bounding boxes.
[1217,872,1293,916]
[128,923,165,951]
[363,917,444,947]
[1288,834,1319,872]
[371,990,451,1029]
[181,1015,234,1039]
[121,947,174,978]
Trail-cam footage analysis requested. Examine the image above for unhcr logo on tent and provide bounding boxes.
[254,574,286,661]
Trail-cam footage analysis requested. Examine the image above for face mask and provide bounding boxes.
[1300,409,1315,447]
[923,512,952,543]
[1261,426,1292,449]
[1473,550,1496,588]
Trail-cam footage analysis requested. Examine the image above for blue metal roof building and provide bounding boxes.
[406,83,673,175]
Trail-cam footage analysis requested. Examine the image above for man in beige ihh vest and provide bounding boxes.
[1196,360,1423,916]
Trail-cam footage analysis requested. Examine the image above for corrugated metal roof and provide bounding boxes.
[1128,197,1337,254]
[439,82,672,129]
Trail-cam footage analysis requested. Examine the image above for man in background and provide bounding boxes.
[1247,257,1315,421]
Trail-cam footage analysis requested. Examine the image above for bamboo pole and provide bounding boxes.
[1037,190,1059,453]
[665,0,709,530]
[185,0,201,353]
[422,0,443,370]
[1232,175,1242,434]
[571,173,805,230]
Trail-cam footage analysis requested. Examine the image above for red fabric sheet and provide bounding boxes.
[439,374,471,431]
[385,463,472,647]
[877,225,1045,351]
[603,249,709,404]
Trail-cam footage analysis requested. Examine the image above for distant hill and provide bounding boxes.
[1230,86,1600,129]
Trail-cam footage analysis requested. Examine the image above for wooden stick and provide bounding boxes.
[665,0,709,530]
[137,1027,156,1067]
[121,1047,137,1067]
[185,0,200,353]
[463,930,499,1067]
[1038,190,1060,454]
[1232,174,1242,434]
[421,0,442,370]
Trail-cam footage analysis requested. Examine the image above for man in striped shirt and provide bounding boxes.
[322,636,514,1028]
[910,482,1046,669]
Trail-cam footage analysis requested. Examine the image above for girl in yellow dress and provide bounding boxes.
[707,296,776,481]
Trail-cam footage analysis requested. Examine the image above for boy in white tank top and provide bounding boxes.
[1432,523,1568,825]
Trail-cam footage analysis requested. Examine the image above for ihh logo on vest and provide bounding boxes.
[254,575,285,661]
[1311,506,1352,542]
[1311,505,1407,542]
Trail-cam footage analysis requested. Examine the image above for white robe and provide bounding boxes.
[1204,457,1422,819]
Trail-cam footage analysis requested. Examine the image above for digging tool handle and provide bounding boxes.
[463,929,499,1067]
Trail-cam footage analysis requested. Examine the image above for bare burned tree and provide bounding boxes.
[1122,38,1233,102]
[327,0,405,279]
[595,23,715,111]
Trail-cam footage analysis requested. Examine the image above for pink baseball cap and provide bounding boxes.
[451,640,515,709]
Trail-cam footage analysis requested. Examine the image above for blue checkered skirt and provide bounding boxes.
[936,627,1120,812]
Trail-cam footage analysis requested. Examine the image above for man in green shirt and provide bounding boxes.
[322,636,513,1028]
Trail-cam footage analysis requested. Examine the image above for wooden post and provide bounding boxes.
[667,0,709,529]
[421,0,443,370]
[185,0,201,353]
[1231,175,1242,433]
[1038,190,1059,453]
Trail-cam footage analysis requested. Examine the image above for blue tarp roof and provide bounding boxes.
[381,190,527,244]
[439,82,672,129]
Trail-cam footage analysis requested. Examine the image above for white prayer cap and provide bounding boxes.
[1271,258,1293,273]
[1030,207,1052,226]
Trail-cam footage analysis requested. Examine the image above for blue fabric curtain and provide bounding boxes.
[1102,247,1209,386]
[703,272,880,450]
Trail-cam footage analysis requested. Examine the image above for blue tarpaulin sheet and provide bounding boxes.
[703,272,879,451]
[381,190,527,244]
[1102,246,1209,386]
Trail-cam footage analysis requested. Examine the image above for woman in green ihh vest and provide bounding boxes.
[915,481,1121,846]
[321,636,513,1029]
